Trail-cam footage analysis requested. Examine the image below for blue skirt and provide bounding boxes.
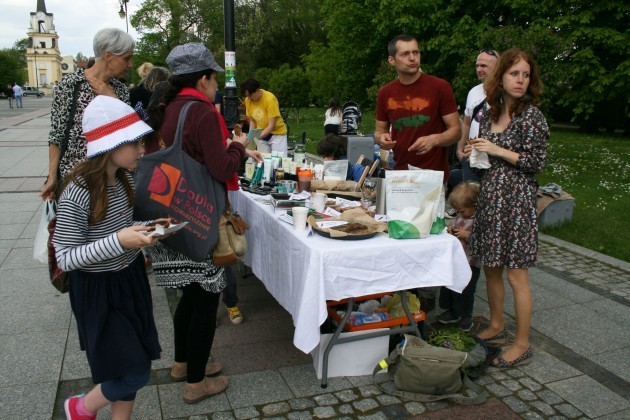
[69,255,161,384]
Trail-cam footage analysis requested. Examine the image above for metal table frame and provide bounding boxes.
[321,290,422,387]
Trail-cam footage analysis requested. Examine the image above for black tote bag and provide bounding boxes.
[134,102,225,261]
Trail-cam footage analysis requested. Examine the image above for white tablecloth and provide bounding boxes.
[230,190,472,354]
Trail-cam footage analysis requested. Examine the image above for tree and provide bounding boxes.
[131,0,225,77]
[234,0,326,85]
[540,1,630,131]
[0,39,28,87]
[75,52,88,62]
[268,64,311,122]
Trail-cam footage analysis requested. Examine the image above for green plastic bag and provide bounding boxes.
[386,293,421,318]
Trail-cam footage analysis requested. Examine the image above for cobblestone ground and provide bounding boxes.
[54,238,629,419]
[134,239,628,420]
[538,241,630,303]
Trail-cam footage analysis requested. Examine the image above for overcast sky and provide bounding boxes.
[0,0,141,58]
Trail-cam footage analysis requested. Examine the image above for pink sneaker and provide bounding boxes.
[64,395,96,420]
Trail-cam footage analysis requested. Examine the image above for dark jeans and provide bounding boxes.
[221,265,238,308]
[324,124,340,135]
[174,282,220,383]
[448,157,480,191]
[439,266,481,318]
[100,368,151,402]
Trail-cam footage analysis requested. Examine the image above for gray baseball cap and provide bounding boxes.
[166,43,224,75]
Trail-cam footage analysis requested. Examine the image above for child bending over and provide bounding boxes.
[438,181,481,331]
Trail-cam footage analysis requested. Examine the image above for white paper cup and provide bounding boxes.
[310,192,328,213]
[292,207,309,231]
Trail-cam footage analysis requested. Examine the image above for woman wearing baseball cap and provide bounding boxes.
[144,43,248,404]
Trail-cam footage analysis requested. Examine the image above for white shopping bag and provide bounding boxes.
[33,200,56,263]
[386,169,443,239]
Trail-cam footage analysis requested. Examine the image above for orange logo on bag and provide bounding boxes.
[148,163,181,206]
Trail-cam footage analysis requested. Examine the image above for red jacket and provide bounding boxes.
[156,95,246,183]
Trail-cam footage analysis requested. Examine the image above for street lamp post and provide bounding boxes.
[33,45,39,92]
[118,0,129,33]
[117,0,131,84]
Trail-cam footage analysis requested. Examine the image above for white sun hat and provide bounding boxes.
[83,95,153,159]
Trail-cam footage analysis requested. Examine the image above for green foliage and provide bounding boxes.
[268,64,311,122]
[131,0,225,84]
[130,0,628,131]
[302,42,343,107]
[75,52,89,62]
[0,40,28,87]
[428,327,477,352]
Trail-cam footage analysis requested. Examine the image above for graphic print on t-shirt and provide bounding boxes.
[387,96,432,131]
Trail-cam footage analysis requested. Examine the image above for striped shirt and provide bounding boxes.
[53,172,150,272]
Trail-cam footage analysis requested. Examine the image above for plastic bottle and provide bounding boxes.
[263,156,273,183]
[244,157,256,179]
[251,162,263,186]
[298,165,313,193]
[294,144,306,164]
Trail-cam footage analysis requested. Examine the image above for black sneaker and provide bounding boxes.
[458,317,473,332]
[437,310,461,324]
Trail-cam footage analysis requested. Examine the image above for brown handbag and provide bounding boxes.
[212,207,249,266]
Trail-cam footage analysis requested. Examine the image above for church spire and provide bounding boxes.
[36,0,47,13]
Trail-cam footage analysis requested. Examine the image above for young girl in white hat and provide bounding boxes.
[53,95,165,420]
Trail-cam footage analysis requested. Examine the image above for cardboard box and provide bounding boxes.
[311,329,389,379]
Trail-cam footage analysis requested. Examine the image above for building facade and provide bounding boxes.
[26,0,62,95]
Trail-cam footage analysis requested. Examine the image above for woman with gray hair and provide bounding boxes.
[40,27,135,200]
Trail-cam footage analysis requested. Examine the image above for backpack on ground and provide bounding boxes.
[373,334,488,405]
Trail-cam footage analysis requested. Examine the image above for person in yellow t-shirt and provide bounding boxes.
[240,78,287,154]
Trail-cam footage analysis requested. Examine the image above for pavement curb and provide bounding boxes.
[539,232,630,272]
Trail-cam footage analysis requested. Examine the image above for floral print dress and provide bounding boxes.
[471,105,549,268]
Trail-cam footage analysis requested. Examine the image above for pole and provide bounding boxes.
[34,46,39,91]
[223,0,239,130]
[124,0,129,34]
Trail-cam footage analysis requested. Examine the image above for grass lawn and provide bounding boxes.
[286,107,630,262]
[536,129,629,262]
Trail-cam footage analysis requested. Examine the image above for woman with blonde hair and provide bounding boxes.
[136,61,154,81]
[130,66,171,112]
[465,48,548,368]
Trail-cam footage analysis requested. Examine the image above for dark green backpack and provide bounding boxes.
[373,335,488,405]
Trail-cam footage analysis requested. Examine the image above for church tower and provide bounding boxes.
[26,0,63,95]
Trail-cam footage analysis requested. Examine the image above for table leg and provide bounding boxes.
[320,291,423,387]
[321,298,354,388]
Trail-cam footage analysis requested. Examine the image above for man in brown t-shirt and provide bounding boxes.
[375,34,460,181]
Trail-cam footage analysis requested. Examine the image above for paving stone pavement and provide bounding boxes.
[0,104,628,419]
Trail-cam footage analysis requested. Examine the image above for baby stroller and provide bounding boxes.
[340,101,362,135]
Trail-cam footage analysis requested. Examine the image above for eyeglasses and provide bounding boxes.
[480,49,498,58]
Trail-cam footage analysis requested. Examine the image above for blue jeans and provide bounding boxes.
[448,157,480,190]
[222,265,238,307]
[14,95,22,108]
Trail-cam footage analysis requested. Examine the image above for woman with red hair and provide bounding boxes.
[465,48,548,368]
